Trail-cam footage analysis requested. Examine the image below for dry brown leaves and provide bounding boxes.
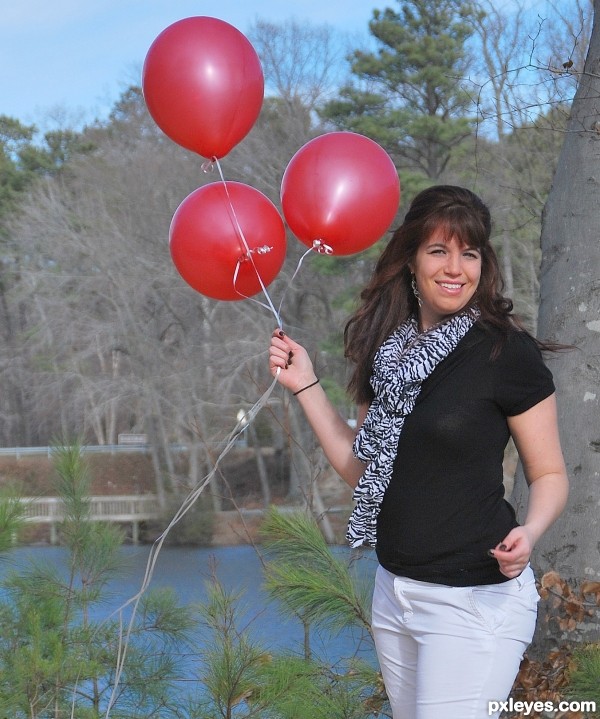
[506,571,600,719]
[539,571,600,633]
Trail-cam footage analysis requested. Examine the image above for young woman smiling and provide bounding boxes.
[409,231,481,330]
[269,185,568,719]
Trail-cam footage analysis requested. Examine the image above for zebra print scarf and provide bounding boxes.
[346,307,479,548]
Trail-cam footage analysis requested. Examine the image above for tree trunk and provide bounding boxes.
[501,229,514,299]
[145,412,169,509]
[512,0,600,649]
[248,421,271,508]
[287,402,336,543]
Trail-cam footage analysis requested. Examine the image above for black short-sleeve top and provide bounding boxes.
[375,323,555,586]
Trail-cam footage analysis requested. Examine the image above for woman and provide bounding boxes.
[268,185,568,719]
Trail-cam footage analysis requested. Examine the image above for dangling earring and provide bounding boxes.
[411,275,423,307]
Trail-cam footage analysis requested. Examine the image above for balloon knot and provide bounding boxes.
[238,246,273,263]
[201,158,216,173]
[312,239,334,255]
[253,245,273,255]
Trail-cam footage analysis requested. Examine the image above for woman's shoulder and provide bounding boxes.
[464,322,553,388]
[472,320,543,357]
[472,322,555,408]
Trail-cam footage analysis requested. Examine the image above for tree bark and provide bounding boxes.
[247,421,271,508]
[512,0,600,648]
[287,401,336,543]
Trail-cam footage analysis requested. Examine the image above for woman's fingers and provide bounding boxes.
[268,329,317,392]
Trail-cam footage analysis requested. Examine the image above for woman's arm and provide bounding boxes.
[491,393,569,578]
[269,329,367,488]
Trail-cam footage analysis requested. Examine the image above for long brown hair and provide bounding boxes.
[344,185,521,404]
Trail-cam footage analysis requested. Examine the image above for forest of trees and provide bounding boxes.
[0,0,591,501]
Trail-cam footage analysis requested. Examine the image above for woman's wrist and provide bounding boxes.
[293,378,320,396]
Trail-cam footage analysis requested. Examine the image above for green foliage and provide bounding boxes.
[191,578,275,718]
[0,488,25,552]
[138,584,196,641]
[259,507,373,637]
[0,115,36,148]
[109,587,196,718]
[18,129,95,175]
[51,442,127,603]
[51,441,92,521]
[320,0,477,179]
[0,442,195,718]
[567,643,600,709]
[0,568,76,717]
[0,115,92,227]
[0,115,36,220]
[189,559,386,719]
[253,654,387,719]
[0,453,386,718]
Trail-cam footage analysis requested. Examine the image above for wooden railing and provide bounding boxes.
[20,495,160,544]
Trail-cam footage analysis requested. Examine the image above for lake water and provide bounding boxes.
[0,543,379,665]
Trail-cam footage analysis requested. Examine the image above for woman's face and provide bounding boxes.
[411,231,482,330]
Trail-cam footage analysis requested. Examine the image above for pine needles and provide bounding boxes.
[259,507,374,637]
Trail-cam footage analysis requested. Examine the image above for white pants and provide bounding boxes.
[372,565,539,719]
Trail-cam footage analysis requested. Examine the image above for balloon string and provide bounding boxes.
[102,161,337,716]
[272,238,335,321]
[103,234,318,714]
[103,167,331,715]
[272,245,314,321]
[213,159,282,327]
[103,372,280,718]
[231,259,283,321]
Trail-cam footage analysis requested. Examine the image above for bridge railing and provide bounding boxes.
[20,495,160,523]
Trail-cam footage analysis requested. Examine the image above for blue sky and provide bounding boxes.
[0,0,374,130]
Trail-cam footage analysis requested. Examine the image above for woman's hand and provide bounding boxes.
[269,329,318,395]
[489,526,534,578]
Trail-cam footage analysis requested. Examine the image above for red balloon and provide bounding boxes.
[169,182,286,301]
[142,17,264,159]
[280,132,400,255]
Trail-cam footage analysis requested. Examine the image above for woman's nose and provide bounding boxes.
[444,252,462,275]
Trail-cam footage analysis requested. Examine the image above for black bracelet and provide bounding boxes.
[293,378,320,396]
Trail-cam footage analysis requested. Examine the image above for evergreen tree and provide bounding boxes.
[0,115,36,223]
[185,508,386,719]
[0,116,92,225]
[0,443,195,718]
[320,0,477,183]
